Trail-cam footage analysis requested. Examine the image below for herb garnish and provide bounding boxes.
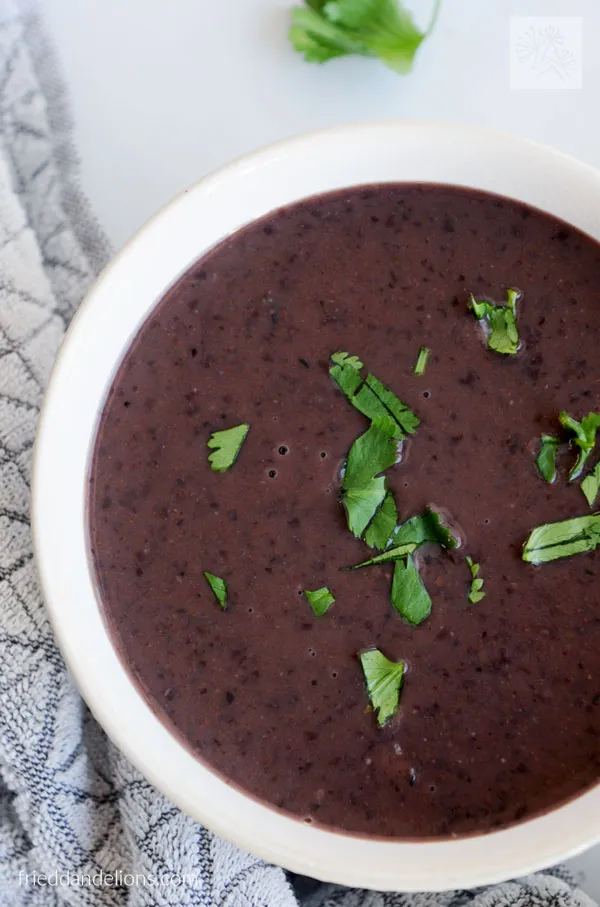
[364,490,398,549]
[536,434,560,484]
[304,586,335,617]
[469,288,520,355]
[389,506,457,550]
[204,572,227,609]
[523,513,600,564]
[582,464,600,508]
[359,648,405,727]
[330,352,420,439]
[466,556,485,604]
[207,423,249,472]
[350,509,456,567]
[341,418,399,537]
[559,411,600,481]
[391,555,431,624]
[289,0,441,76]
[348,508,456,624]
[413,346,430,376]
[349,541,418,569]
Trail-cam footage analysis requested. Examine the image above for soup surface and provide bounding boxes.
[89,184,600,837]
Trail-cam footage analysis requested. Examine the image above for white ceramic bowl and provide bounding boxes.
[32,121,600,891]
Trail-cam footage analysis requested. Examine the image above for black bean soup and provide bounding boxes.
[89,185,600,838]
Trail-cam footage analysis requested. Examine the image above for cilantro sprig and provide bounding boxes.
[204,572,227,609]
[289,0,441,75]
[469,288,520,356]
[330,352,420,439]
[523,513,600,564]
[359,648,405,727]
[304,587,335,617]
[207,423,249,472]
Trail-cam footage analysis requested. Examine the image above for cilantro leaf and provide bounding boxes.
[344,417,398,486]
[304,586,335,617]
[413,346,430,376]
[204,572,227,609]
[289,0,440,75]
[536,434,560,484]
[469,288,520,355]
[582,464,600,508]
[359,648,405,727]
[348,541,418,569]
[331,351,363,370]
[330,352,420,439]
[559,411,600,481]
[364,490,398,549]
[523,513,600,564]
[289,7,366,62]
[350,508,455,621]
[207,423,249,472]
[390,555,431,624]
[329,351,363,397]
[343,478,388,538]
[355,374,421,436]
[389,506,458,550]
[342,419,398,537]
[466,556,485,604]
[348,506,455,620]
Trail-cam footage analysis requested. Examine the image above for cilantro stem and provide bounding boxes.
[425,0,442,38]
[413,346,430,377]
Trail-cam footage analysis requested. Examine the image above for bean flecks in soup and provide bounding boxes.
[89,185,600,838]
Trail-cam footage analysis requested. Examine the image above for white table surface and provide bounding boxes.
[41,0,600,895]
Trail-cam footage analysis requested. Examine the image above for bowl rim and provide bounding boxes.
[31,119,600,891]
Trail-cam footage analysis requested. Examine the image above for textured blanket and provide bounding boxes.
[0,1,596,904]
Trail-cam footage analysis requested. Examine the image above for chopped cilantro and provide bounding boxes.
[342,419,398,537]
[355,374,420,436]
[536,434,560,484]
[390,555,431,624]
[364,490,398,549]
[204,572,227,609]
[330,352,420,439]
[342,478,387,539]
[469,288,520,355]
[413,346,430,376]
[330,351,363,397]
[349,507,456,621]
[303,586,335,617]
[358,648,405,727]
[348,541,418,569]
[582,464,600,508]
[559,411,600,481]
[523,513,600,564]
[466,556,485,604]
[389,507,458,550]
[289,0,441,75]
[207,423,249,472]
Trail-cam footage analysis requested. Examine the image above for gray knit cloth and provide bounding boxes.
[0,1,595,905]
